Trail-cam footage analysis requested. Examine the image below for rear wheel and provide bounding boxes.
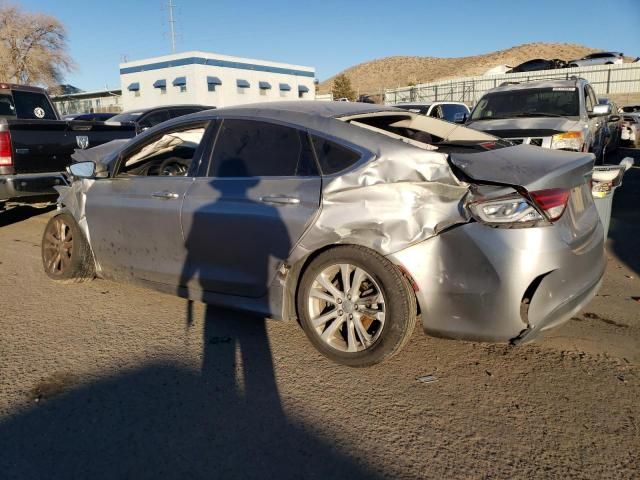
[297,245,416,367]
[41,212,95,282]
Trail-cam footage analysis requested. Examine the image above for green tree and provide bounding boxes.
[331,74,356,101]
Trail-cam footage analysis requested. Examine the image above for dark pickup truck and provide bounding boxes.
[0,83,136,210]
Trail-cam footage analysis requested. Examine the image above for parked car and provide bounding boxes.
[109,105,214,134]
[507,58,567,73]
[62,112,118,121]
[597,98,623,153]
[568,52,624,67]
[393,101,470,122]
[465,78,610,163]
[42,101,604,367]
[0,83,136,212]
[619,106,640,147]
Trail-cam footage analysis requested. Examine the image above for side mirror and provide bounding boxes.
[68,161,96,178]
[620,157,634,172]
[592,104,611,116]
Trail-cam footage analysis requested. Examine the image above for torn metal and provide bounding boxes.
[294,145,471,261]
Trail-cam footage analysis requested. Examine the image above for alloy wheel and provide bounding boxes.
[307,263,386,353]
[42,216,74,276]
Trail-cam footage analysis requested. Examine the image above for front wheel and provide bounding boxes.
[42,212,95,283]
[297,245,417,367]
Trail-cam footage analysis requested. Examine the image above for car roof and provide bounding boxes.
[487,78,585,93]
[210,100,398,118]
[117,104,213,116]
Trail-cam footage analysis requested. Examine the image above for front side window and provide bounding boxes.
[584,86,595,113]
[210,120,317,177]
[428,105,443,119]
[470,88,580,120]
[11,91,57,120]
[117,122,208,177]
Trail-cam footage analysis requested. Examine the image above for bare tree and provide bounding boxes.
[0,3,74,90]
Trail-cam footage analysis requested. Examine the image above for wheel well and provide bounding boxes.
[284,243,420,322]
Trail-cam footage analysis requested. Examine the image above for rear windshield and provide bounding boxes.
[470,88,580,120]
[11,90,57,120]
[109,111,144,123]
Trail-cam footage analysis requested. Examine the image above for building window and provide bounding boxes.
[208,84,216,92]
[134,90,140,97]
[237,87,245,95]
[160,87,167,95]
[179,85,187,93]
[280,91,287,98]
[260,89,267,96]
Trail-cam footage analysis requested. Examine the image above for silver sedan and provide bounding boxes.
[42,102,605,366]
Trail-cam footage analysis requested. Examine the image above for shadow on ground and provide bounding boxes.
[0,205,54,228]
[0,307,377,480]
[607,148,640,275]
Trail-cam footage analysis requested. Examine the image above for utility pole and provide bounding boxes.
[168,0,177,53]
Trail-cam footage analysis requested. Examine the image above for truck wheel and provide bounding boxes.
[297,245,417,367]
[42,212,95,283]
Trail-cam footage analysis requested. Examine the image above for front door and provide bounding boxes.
[180,118,322,298]
[86,120,211,286]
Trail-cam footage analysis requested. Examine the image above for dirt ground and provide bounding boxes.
[0,149,639,480]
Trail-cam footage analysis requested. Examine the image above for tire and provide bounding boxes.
[297,245,417,367]
[41,212,95,283]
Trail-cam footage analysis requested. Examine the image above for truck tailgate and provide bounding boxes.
[8,119,135,174]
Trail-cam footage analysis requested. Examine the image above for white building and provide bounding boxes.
[119,51,316,111]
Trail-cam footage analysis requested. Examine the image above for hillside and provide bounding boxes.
[318,43,604,95]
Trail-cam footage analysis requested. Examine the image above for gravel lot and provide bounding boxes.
[1,149,639,480]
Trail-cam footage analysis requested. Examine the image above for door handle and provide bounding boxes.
[151,191,179,200]
[260,195,300,205]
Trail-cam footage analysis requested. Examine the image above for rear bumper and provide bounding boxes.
[388,215,605,343]
[0,172,67,203]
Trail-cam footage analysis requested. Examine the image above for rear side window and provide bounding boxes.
[0,94,15,117]
[210,119,317,177]
[139,110,170,128]
[440,104,469,122]
[311,135,361,175]
[11,91,57,120]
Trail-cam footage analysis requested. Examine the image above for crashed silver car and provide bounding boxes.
[41,102,605,367]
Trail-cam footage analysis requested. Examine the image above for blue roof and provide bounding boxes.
[279,83,291,91]
[259,81,272,89]
[127,82,140,91]
[207,76,222,85]
[153,79,166,88]
[172,76,187,86]
[237,79,250,88]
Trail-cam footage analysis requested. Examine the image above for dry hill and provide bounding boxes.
[318,43,604,95]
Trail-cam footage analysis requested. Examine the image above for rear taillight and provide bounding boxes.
[530,188,570,221]
[469,187,570,227]
[0,131,12,166]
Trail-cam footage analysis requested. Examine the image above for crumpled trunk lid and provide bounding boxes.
[449,144,594,192]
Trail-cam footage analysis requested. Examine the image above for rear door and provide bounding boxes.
[180,118,322,298]
[86,119,212,285]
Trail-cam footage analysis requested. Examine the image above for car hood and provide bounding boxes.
[466,117,581,137]
[71,138,129,173]
[450,144,594,191]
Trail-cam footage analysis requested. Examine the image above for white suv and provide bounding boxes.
[569,52,624,67]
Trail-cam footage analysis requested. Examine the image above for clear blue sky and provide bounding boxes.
[15,0,640,90]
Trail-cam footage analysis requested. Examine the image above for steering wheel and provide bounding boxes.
[157,157,190,176]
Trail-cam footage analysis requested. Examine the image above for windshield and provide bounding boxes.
[470,88,580,120]
[621,106,640,113]
[109,111,144,123]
